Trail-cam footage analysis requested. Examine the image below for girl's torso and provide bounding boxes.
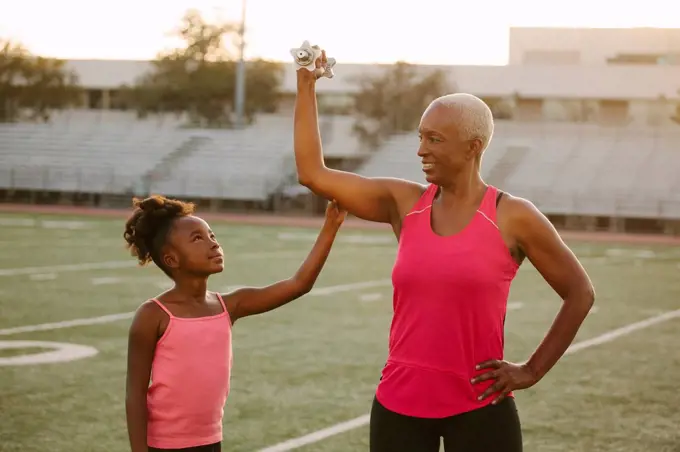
[146,292,233,449]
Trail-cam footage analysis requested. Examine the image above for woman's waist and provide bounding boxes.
[383,347,504,374]
[386,330,504,372]
[376,358,505,418]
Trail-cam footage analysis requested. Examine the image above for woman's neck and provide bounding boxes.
[437,168,486,205]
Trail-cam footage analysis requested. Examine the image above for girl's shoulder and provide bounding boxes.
[135,298,168,323]
[128,299,167,346]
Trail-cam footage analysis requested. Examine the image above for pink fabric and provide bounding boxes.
[146,294,232,449]
[376,184,519,418]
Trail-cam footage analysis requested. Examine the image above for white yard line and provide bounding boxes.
[0,260,134,277]
[260,415,372,452]
[563,309,680,355]
[0,313,135,336]
[307,279,392,296]
[0,295,524,338]
[0,247,393,277]
[257,308,680,452]
[0,279,395,335]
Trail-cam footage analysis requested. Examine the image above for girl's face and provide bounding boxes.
[163,216,224,276]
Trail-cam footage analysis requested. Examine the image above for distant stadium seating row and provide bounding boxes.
[357,121,680,219]
[1,110,679,218]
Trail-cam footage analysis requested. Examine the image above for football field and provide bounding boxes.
[1,211,679,452]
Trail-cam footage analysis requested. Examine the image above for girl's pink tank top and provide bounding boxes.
[376,184,519,418]
[146,294,232,449]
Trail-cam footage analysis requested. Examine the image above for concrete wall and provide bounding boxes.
[509,27,680,66]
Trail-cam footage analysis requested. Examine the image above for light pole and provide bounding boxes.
[234,0,247,127]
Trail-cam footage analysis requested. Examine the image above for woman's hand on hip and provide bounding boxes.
[470,360,539,405]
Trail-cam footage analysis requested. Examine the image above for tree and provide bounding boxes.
[351,62,452,149]
[122,9,283,127]
[0,40,81,123]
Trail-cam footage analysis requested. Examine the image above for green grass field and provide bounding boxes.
[1,211,679,452]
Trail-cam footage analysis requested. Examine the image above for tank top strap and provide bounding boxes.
[424,184,439,204]
[477,185,500,225]
[215,292,227,313]
[150,298,174,318]
[405,184,438,217]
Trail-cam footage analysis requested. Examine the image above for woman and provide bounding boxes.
[293,51,595,452]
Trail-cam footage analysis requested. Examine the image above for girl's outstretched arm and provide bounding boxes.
[223,201,346,323]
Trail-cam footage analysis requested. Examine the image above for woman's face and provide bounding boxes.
[417,103,484,186]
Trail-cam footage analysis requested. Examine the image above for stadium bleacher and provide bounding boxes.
[0,110,187,194]
[0,111,364,203]
[1,110,679,218]
[354,121,680,219]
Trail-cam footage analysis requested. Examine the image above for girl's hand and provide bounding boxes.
[324,200,347,227]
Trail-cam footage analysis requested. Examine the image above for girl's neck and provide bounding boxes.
[170,277,209,303]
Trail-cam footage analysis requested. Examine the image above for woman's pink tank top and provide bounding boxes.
[146,294,232,449]
[376,184,519,418]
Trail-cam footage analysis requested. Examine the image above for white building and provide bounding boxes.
[61,27,680,126]
[509,27,680,66]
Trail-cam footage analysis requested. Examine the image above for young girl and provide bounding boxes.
[123,194,346,452]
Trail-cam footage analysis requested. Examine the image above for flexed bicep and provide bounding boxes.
[302,168,422,224]
[293,55,422,225]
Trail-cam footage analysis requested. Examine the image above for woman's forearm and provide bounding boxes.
[294,76,325,185]
[525,291,594,380]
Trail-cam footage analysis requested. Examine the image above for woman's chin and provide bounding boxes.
[423,172,438,184]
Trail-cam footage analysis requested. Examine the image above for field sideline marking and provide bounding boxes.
[0,247,394,277]
[257,308,680,452]
[0,313,135,336]
[0,279,395,335]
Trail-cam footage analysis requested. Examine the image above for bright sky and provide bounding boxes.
[1,0,677,65]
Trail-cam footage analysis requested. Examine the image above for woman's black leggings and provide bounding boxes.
[370,396,523,452]
[148,442,221,452]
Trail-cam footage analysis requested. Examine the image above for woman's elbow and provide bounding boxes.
[297,171,324,192]
[586,285,595,308]
[294,158,326,187]
[297,174,313,188]
[571,282,595,312]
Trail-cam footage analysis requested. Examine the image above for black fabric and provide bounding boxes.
[149,442,221,452]
[496,190,505,207]
[370,396,522,452]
